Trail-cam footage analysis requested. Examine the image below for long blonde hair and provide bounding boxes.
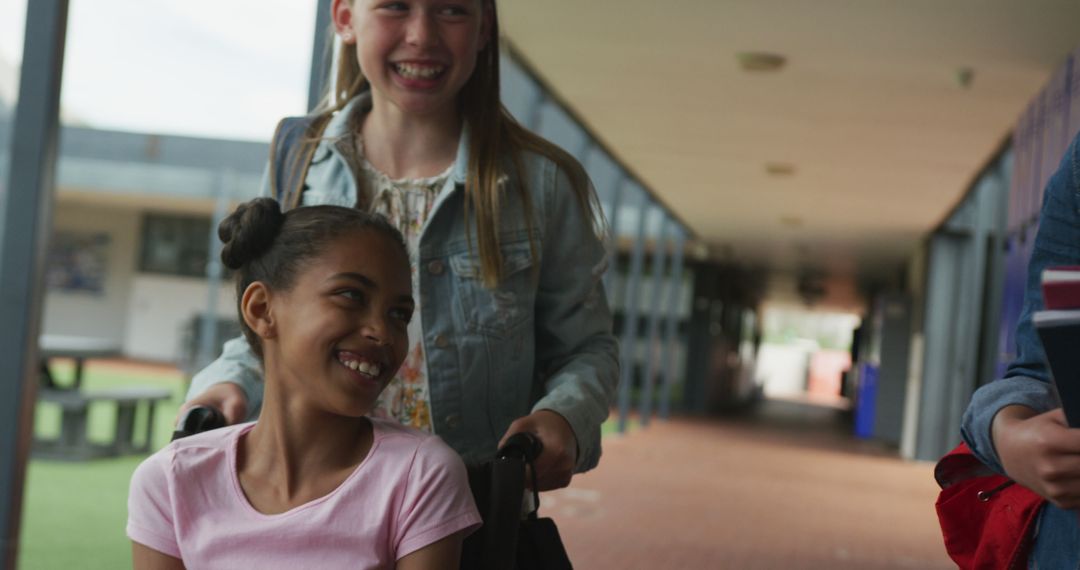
[278,0,604,287]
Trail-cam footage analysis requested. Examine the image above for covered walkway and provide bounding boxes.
[549,401,952,569]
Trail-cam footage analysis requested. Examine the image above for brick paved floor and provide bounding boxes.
[543,399,953,569]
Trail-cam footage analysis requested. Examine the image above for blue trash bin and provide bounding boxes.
[853,362,878,439]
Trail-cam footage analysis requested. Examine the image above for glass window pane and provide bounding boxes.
[537,101,586,157]
[60,0,315,141]
[615,183,648,239]
[0,0,26,205]
[20,2,316,567]
[644,207,666,239]
[584,149,620,205]
[500,53,540,124]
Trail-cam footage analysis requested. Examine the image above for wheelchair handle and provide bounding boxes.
[496,431,543,463]
[171,405,226,441]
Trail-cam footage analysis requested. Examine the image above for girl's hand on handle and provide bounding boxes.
[994,405,1080,509]
[176,382,248,426]
[499,410,578,491]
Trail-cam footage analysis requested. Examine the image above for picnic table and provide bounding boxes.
[39,334,123,390]
[34,335,173,460]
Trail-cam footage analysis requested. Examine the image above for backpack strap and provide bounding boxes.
[269,115,320,211]
[934,441,997,488]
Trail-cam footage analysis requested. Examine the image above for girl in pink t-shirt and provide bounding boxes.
[127,199,480,569]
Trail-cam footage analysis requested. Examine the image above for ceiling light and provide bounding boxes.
[736,52,786,72]
[765,162,796,176]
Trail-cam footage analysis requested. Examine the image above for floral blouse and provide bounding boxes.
[342,135,452,433]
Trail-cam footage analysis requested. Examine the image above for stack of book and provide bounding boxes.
[1035,266,1080,427]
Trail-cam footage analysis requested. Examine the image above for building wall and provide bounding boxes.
[43,201,238,364]
[41,203,139,344]
[124,273,236,363]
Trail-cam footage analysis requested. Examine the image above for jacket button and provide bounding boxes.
[434,334,449,348]
[445,414,461,429]
[428,260,445,275]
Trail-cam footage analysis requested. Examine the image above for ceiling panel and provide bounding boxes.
[500,0,1080,302]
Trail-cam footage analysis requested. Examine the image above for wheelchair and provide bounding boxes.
[172,407,560,570]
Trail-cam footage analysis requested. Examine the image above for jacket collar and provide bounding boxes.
[324,90,469,185]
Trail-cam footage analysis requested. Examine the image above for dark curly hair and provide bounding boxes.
[218,197,407,359]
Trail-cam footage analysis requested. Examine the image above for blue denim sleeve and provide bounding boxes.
[530,161,619,474]
[961,133,1080,474]
[185,335,264,421]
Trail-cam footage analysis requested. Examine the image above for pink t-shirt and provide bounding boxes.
[127,418,481,568]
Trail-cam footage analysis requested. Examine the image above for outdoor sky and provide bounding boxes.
[1,0,317,142]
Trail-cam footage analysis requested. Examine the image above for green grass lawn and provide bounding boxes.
[16,362,644,569]
[18,362,185,570]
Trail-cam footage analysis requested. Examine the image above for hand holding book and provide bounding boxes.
[1035,266,1080,428]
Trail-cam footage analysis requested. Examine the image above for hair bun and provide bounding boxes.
[218,198,285,270]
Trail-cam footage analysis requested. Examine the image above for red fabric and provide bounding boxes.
[934,442,1044,570]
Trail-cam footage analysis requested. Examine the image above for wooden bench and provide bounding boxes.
[34,387,173,461]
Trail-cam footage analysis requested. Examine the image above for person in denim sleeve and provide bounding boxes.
[182,0,618,493]
[961,129,1080,564]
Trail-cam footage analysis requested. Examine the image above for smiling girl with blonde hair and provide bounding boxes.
[185,0,617,496]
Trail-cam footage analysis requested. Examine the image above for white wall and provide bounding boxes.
[123,274,236,362]
[757,342,811,397]
[41,203,139,343]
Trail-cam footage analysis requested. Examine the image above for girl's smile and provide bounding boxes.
[336,0,488,116]
[265,229,414,417]
[335,348,389,392]
[389,59,449,92]
[336,350,384,380]
[391,61,447,82]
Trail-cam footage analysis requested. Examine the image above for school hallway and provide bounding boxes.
[546,400,953,569]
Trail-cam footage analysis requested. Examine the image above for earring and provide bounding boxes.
[341,31,354,41]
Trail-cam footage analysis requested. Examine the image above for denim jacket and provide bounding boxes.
[188,94,619,471]
[961,131,1080,474]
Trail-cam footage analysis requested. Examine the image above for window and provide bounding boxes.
[138,213,212,277]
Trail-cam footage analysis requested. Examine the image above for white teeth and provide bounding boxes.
[342,358,380,377]
[394,63,444,79]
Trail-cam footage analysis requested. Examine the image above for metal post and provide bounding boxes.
[914,233,967,461]
[602,175,626,299]
[616,194,651,434]
[638,217,671,427]
[307,0,333,112]
[0,1,69,567]
[658,230,687,419]
[197,171,232,371]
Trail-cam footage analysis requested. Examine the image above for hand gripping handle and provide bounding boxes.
[171,405,226,441]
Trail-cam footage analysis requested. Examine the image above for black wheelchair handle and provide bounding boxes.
[496,431,543,463]
[171,405,226,441]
